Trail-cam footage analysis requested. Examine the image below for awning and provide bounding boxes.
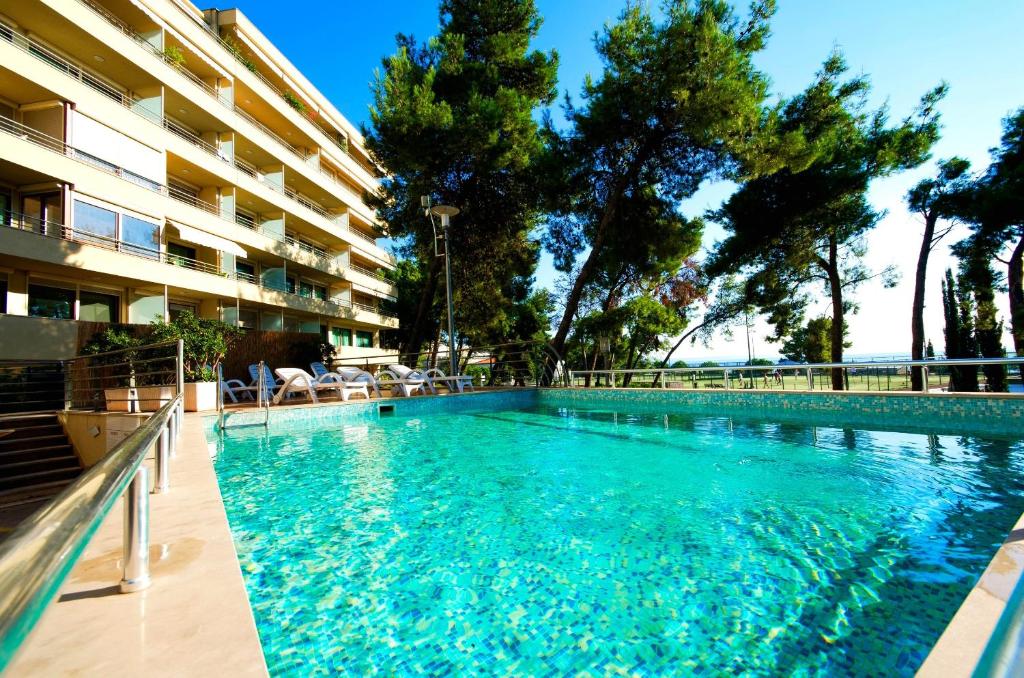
[169,221,247,258]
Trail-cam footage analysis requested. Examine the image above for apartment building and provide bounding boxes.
[0,0,398,359]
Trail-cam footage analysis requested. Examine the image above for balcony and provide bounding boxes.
[0,209,398,324]
[38,0,384,230]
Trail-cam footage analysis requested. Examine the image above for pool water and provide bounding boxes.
[212,403,1024,676]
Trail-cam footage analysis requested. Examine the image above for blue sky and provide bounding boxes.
[234,0,1024,360]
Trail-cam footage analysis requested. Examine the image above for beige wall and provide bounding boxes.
[59,410,148,467]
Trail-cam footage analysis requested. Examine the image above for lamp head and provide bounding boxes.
[429,204,459,228]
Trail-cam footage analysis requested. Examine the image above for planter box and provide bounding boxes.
[137,386,175,412]
[185,381,217,412]
[103,387,135,412]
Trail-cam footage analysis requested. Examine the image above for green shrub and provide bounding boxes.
[163,45,186,67]
[150,311,240,382]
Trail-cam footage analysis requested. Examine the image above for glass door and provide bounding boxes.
[21,191,62,235]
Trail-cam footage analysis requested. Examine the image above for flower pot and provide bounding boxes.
[103,387,135,412]
[137,386,175,412]
[185,381,217,412]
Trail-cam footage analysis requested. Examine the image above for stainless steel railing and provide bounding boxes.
[567,356,1023,393]
[325,339,569,389]
[0,340,185,671]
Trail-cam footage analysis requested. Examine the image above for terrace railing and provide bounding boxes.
[320,340,569,389]
[567,357,1024,393]
[0,341,184,671]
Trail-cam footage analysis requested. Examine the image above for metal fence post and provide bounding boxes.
[806,368,813,390]
[120,466,151,593]
[167,406,177,458]
[724,369,730,390]
[154,425,169,494]
[921,366,930,393]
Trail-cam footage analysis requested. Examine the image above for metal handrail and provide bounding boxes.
[568,357,1024,392]
[0,335,184,671]
[0,394,181,671]
[973,571,1024,676]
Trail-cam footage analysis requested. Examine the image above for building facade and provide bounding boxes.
[0,0,398,359]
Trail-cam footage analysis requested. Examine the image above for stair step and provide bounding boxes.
[0,413,59,427]
[0,434,69,452]
[0,456,79,476]
[0,424,63,441]
[0,467,81,492]
[0,445,74,465]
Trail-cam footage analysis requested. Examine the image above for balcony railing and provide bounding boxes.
[0,115,163,195]
[1,209,397,320]
[0,20,161,126]
[350,263,387,282]
[1,111,388,282]
[35,2,383,236]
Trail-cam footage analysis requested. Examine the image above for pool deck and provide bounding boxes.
[6,412,267,677]
[918,510,1024,676]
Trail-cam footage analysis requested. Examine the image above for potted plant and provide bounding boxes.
[82,327,174,412]
[151,311,240,412]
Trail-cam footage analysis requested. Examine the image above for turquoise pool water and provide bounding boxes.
[212,401,1024,676]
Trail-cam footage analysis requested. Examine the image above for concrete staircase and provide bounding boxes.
[0,413,81,508]
[0,362,66,416]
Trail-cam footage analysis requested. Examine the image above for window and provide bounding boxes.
[331,327,351,347]
[73,200,116,246]
[285,276,296,295]
[0,276,7,314]
[122,215,160,259]
[299,281,313,298]
[79,290,118,322]
[168,242,196,267]
[168,303,196,321]
[28,284,75,319]
[314,284,328,301]
[355,330,373,348]
[284,316,300,332]
[237,309,258,329]
[235,260,256,283]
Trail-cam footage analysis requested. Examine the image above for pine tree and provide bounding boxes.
[366,0,558,359]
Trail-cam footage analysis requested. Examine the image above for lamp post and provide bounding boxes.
[422,198,460,376]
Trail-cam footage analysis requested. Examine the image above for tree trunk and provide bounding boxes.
[550,165,641,360]
[825,237,845,391]
[651,323,704,387]
[401,255,443,364]
[1009,235,1024,356]
[911,211,938,391]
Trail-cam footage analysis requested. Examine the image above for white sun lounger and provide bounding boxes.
[422,368,475,394]
[273,368,366,404]
[333,366,382,398]
[310,362,373,401]
[378,365,427,397]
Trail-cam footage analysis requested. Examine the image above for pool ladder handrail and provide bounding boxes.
[217,362,270,431]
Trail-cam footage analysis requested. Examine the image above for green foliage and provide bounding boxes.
[954,108,1024,354]
[222,35,257,72]
[941,268,979,392]
[546,0,788,355]
[283,91,307,114]
[781,317,847,364]
[149,311,240,382]
[699,360,720,368]
[747,358,774,367]
[709,52,944,383]
[366,0,558,353]
[956,247,1007,391]
[163,45,186,68]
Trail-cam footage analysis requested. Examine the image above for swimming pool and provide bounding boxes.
[211,393,1024,676]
